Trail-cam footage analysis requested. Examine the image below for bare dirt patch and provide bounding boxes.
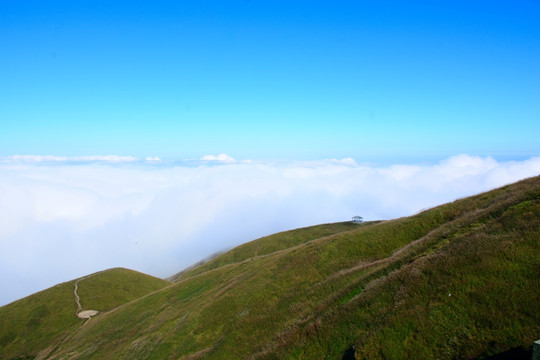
[77,310,99,319]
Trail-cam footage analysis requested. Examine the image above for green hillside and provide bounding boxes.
[2,176,539,359]
[0,268,171,360]
[170,221,368,281]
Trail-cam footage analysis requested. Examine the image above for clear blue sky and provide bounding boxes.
[1,1,539,161]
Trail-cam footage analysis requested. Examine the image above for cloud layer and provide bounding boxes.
[2,155,140,163]
[200,153,237,163]
[1,154,539,306]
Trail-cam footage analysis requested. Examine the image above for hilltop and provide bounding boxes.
[0,268,171,359]
[1,175,539,359]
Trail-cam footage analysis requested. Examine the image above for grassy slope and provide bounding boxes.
[44,175,540,359]
[76,268,172,312]
[170,221,365,281]
[0,268,171,360]
[0,281,78,360]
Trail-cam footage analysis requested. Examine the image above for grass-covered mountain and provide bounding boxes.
[0,268,171,359]
[1,175,539,359]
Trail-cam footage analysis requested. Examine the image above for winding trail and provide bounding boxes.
[73,276,99,319]
[73,279,82,312]
[36,276,101,358]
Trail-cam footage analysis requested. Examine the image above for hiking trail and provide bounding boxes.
[73,276,99,319]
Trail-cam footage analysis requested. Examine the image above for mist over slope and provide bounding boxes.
[1,175,538,359]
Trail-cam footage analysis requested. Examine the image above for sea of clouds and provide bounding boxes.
[0,153,539,306]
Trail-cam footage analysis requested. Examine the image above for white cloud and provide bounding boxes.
[77,155,138,162]
[145,156,162,162]
[0,154,539,306]
[1,155,139,163]
[201,153,236,163]
[6,155,70,162]
[335,157,358,166]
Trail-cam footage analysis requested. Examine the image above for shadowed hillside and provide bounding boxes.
[1,176,539,359]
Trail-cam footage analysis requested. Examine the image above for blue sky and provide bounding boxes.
[1,1,539,161]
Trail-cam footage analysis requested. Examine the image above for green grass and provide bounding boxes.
[2,176,539,360]
[0,281,78,360]
[76,268,172,312]
[170,221,365,281]
[0,268,170,360]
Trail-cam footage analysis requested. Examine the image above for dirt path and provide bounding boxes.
[73,277,99,319]
[35,277,100,359]
[73,280,82,312]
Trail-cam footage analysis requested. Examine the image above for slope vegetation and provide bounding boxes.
[2,176,539,359]
[169,221,366,281]
[0,268,171,360]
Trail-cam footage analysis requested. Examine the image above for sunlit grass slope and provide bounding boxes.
[170,221,366,281]
[0,268,171,360]
[43,175,539,359]
[75,268,171,312]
